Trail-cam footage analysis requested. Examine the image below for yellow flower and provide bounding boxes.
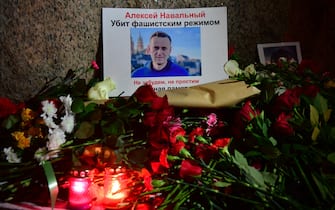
[21,108,35,122]
[11,131,31,149]
[324,79,335,89]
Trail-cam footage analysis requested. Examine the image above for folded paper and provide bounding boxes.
[156,79,261,108]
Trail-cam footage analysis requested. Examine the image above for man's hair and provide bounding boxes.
[150,31,171,42]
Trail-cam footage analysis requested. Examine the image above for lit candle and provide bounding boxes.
[105,178,126,200]
[68,169,92,210]
[103,166,130,208]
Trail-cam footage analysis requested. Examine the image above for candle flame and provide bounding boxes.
[71,180,87,193]
[106,179,126,200]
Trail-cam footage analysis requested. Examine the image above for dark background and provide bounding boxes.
[0,0,334,101]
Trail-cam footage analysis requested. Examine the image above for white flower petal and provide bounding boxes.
[224,60,242,77]
[88,77,116,100]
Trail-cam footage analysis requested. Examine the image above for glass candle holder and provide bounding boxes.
[68,169,92,210]
[103,166,131,209]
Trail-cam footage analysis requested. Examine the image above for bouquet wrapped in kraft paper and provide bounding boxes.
[156,79,260,108]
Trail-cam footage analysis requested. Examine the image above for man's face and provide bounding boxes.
[148,36,171,69]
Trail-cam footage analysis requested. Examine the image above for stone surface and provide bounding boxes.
[0,0,291,101]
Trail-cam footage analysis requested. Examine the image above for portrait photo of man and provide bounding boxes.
[131,28,201,78]
[257,42,302,65]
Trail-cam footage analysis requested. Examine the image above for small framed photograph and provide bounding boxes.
[257,42,302,65]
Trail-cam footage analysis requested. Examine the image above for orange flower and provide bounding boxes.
[11,131,31,149]
[21,108,35,122]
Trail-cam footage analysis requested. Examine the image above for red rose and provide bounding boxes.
[297,59,321,75]
[134,85,158,103]
[143,111,158,127]
[240,101,259,122]
[156,106,174,124]
[150,95,169,110]
[231,113,246,140]
[0,97,25,118]
[148,128,169,150]
[301,85,320,98]
[179,159,202,179]
[271,112,294,136]
[272,88,301,115]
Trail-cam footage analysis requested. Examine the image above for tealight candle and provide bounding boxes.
[68,169,92,210]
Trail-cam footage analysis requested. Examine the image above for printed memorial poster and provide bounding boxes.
[102,7,228,96]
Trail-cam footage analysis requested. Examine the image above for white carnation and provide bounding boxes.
[47,128,66,151]
[60,95,73,115]
[3,147,21,163]
[41,100,57,119]
[43,117,58,129]
[61,114,75,133]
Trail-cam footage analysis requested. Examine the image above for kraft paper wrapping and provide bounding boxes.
[156,79,261,108]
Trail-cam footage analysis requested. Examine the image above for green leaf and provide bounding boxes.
[260,145,281,159]
[261,171,277,187]
[310,104,319,127]
[85,102,98,113]
[324,109,332,123]
[327,152,335,164]
[102,119,125,136]
[71,98,85,113]
[268,136,277,146]
[247,166,266,189]
[311,173,333,200]
[151,179,166,188]
[311,126,320,142]
[213,181,232,188]
[313,93,328,115]
[233,150,266,189]
[1,115,20,129]
[233,150,248,169]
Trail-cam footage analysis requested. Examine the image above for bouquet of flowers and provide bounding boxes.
[0,61,144,202]
[0,56,334,210]
[129,58,335,209]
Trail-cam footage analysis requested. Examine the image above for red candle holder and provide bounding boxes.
[103,166,132,209]
[68,169,92,210]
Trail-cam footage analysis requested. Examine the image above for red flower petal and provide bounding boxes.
[213,138,231,148]
[0,97,25,118]
[179,159,202,178]
[159,148,169,168]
